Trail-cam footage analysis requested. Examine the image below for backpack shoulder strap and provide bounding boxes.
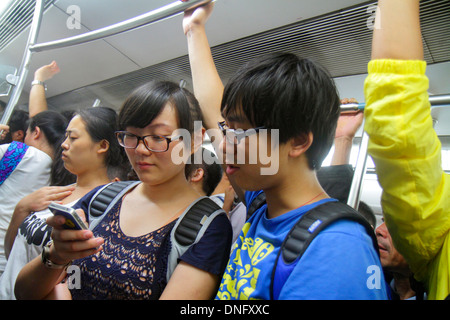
[166,196,224,282]
[271,200,378,299]
[246,192,266,219]
[281,201,377,264]
[88,180,140,230]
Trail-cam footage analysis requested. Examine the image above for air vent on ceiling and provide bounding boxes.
[208,0,450,79]
[0,0,54,51]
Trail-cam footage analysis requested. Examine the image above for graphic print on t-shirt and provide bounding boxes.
[216,222,274,300]
[19,214,52,247]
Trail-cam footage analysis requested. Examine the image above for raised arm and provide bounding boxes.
[371,0,422,60]
[183,3,245,202]
[331,99,363,166]
[183,2,224,130]
[365,0,450,299]
[29,61,60,118]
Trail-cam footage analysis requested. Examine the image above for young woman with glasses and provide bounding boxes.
[14,81,232,300]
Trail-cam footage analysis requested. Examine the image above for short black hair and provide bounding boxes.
[9,109,29,134]
[0,109,29,143]
[27,110,73,186]
[357,201,376,229]
[118,81,203,134]
[221,52,340,169]
[28,110,68,153]
[185,148,223,196]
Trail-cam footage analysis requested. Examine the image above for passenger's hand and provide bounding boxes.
[16,185,75,215]
[46,209,104,266]
[183,1,214,35]
[222,186,236,215]
[34,61,60,82]
[335,110,364,140]
[0,124,9,140]
[340,97,358,105]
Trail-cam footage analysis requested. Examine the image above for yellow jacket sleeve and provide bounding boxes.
[364,59,450,299]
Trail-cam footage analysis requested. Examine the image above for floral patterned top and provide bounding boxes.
[70,200,173,299]
[68,185,233,300]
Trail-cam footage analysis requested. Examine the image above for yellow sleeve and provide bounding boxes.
[364,59,450,297]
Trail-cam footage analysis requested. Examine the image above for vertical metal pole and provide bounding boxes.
[347,131,369,209]
[0,0,45,126]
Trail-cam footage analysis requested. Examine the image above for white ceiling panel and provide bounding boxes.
[1,2,142,104]
[49,0,370,70]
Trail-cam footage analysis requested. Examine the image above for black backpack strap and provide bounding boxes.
[270,201,378,299]
[88,180,140,230]
[246,192,267,219]
[166,196,224,282]
[87,183,226,282]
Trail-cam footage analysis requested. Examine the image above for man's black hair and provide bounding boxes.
[221,52,341,169]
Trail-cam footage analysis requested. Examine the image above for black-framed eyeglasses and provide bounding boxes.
[115,131,176,153]
[218,121,267,145]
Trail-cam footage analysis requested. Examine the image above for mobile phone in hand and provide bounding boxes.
[49,202,88,230]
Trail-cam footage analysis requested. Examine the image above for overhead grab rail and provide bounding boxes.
[29,0,211,53]
[0,0,211,127]
[340,94,450,112]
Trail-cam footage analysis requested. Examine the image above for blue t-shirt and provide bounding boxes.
[216,190,388,300]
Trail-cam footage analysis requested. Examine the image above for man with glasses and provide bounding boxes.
[183,3,387,300]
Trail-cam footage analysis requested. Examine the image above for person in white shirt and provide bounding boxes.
[0,110,68,276]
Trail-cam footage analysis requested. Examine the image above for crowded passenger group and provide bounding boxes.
[0,0,448,300]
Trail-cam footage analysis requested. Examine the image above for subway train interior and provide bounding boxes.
[0,0,449,226]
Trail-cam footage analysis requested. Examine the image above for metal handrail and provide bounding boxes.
[29,0,210,53]
[340,94,450,112]
[347,132,370,209]
[0,0,45,127]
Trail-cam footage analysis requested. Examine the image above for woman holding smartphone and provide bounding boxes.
[14,81,232,300]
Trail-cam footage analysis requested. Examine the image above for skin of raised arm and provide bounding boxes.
[183,3,224,130]
[372,0,422,60]
[29,61,60,118]
[0,124,9,140]
[331,110,363,166]
[183,3,246,202]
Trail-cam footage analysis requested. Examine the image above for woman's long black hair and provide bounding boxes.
[27,110,76,186]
